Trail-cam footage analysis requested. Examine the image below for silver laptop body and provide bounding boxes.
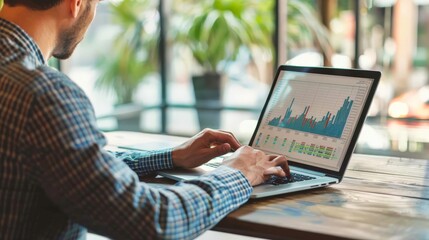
[159,65,380,198]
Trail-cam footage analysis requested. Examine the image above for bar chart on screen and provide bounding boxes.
[263,79,367,140]
[268,96,353,138]
[253,74,371,168]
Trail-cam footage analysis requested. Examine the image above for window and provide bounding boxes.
[60,0,429,158]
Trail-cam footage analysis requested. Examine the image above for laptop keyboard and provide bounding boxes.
[266,172,316,185]
[203,161,317,186]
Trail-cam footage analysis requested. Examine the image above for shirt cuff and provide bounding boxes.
[154,148,174,170]
[111,148,174,176]
[185,165,253,204]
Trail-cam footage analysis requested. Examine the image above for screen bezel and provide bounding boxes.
[249,65,380,181]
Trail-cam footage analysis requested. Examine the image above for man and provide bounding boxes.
[0,0,290,239]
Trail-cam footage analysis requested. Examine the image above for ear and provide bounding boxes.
[69,0,83,18]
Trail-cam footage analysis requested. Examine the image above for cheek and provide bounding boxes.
[83,7,96,34]
[86,13,95,26]
[91,7,97,22]
[91,3,99,21]
[86,4,97,26]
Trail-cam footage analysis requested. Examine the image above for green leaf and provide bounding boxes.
[287,0,331,54]
[95,0,158,105]
[174,0,274,74]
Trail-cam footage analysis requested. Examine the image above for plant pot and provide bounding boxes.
[192,73,222,129]
[113,103,142,131]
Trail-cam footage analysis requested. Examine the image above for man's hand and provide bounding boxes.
[172,128,242,168]
[222,146,290,186]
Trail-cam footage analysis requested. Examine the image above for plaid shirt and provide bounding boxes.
[0,18,252,240]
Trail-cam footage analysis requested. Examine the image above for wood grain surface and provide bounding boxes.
[217,154,429,240]
[105,132,429,240]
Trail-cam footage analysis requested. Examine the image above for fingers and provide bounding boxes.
[202,143,232,160]
[218,130,242,151]
[202,129,241,151]
[267,155,291,178]
[264,167,286,177]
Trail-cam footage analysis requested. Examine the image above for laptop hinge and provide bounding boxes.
[326,173,339,179]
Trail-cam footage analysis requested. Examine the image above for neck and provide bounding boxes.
[0,5,60,61]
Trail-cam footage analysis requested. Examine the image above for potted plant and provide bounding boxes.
[174,0,273,129]
[286,0,332,64]
[95,0,158,131]
[173,0,331,129]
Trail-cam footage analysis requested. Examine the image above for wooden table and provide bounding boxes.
[105,131,429,240]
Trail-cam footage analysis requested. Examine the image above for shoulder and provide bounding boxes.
[1,59,95,118]
[12,64,96,120]
[31,66,95,115]
[8,64,92,109]
[28,65,86,98]
[1,52,84,97]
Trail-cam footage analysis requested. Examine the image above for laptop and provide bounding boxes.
[159,65,380,198]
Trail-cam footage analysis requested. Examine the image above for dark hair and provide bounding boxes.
[4,0,65,10]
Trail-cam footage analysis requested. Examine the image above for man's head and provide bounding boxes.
[52,0,96,59]
[1,0,99,59]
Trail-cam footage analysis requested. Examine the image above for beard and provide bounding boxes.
[53,2,92,59]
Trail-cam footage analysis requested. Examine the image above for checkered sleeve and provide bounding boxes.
[111,149,174,176]
[165,166,253,239]
[22,71,252,240]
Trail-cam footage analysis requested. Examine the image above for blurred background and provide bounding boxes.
[51,0,428,159]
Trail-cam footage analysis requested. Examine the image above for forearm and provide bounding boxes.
[159,166,252,239]
[36,147,251,240]
[111,148,174,176]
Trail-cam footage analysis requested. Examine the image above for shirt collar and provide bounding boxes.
[0,18,46,65]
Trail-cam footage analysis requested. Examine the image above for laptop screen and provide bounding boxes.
[251,67,375,172]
